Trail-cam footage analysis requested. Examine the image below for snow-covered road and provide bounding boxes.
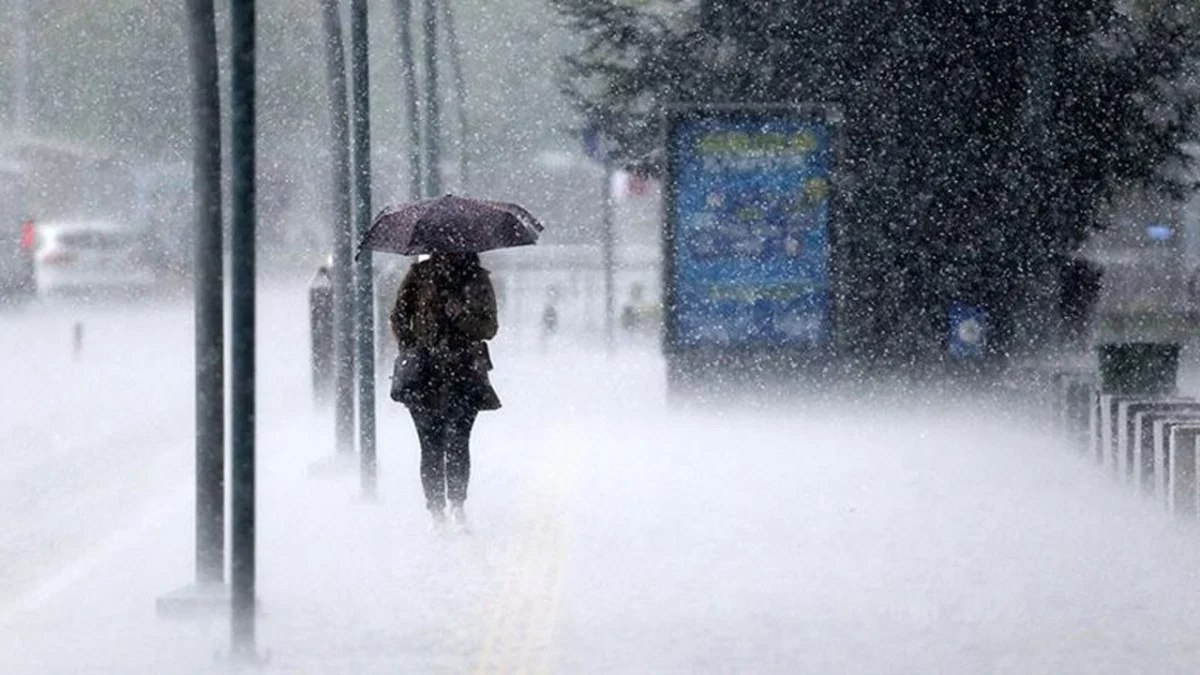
[4,281,1200,673]
[0,294,195,610]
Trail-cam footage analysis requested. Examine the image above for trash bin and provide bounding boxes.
[309,263,334,405]
[1097,342,1179,396]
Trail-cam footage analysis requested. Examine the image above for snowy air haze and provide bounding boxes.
[3,1,1200,673]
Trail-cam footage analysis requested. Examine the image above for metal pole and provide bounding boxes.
[422,0,441,197]
[440,0,470,192]
[602,159,616,351]
[392,0,424,201]
[351,0,377,497]
[321,0,356,456]
[187,0,225,587]
[229,0,257,657]
[12,0,30,133]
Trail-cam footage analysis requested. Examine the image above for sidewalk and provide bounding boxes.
[8,346,1200,673]
[0,346,660,674]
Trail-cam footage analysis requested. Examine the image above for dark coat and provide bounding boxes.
[390,258,501,413]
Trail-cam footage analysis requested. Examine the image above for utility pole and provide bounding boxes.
[351,0,377,498]
[187,0,225,588]
[422,0,441,197]
[392,0,424,201]
[12,0,30,133]
[229,0,258,659]
[321,0,356,457]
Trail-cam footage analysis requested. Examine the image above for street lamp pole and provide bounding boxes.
[351,0,377,497]
[422,0,441,197]
[321,0,356,457]
[440,0,470,191]
[186,0,225,588]
[392,0,424,201]
[228,0,258,658]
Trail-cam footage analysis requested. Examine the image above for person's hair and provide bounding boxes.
[431,251,484,284]
[431,251,479,266]
[451,252,481,267]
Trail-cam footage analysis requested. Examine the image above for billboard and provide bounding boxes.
[664,106,836,350]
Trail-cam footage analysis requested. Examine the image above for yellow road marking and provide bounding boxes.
[473,425,585,674]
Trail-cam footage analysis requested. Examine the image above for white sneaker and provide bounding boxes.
[448,504,470,534]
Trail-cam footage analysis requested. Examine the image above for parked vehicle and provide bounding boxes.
[33,220,155,297]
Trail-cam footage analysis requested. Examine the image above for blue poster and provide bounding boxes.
[668,112,833,348]
[947,302,988,359]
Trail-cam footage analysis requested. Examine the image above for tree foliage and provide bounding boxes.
[554,0,1200,360]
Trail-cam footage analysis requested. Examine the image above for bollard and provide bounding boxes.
[309,264,334,405]
[1168,425,1200,518]
[542,303,559,336]
[1151,415,1200,505]
[1050,370,1074,428]
[1088,385,1102,463]
[1098,394,1144,473]
[1051,370,1087,422]
[1097,342,1181,474]
[1066,376,1098,454]
[72,321,83,360]
[1129,403,1200,495]
[1115,398,1194,484]
[1052,370,1097,454]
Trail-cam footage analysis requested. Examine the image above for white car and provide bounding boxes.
[34,220,156,296]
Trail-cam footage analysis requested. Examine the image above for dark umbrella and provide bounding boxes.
[358,194,544,256]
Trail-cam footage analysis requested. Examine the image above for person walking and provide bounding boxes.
[390,252,500,532]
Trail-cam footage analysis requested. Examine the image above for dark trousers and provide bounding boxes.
[411,406,477,511]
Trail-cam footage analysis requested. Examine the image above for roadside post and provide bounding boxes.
[72,321,84,359]
[309,263,334,405]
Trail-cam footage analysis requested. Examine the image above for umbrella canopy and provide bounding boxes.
[358,194,544,256]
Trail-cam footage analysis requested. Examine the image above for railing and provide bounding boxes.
[1044,354,1200,519]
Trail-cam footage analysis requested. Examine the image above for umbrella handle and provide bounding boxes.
[353,213,400,260]
[353,220,376,261]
